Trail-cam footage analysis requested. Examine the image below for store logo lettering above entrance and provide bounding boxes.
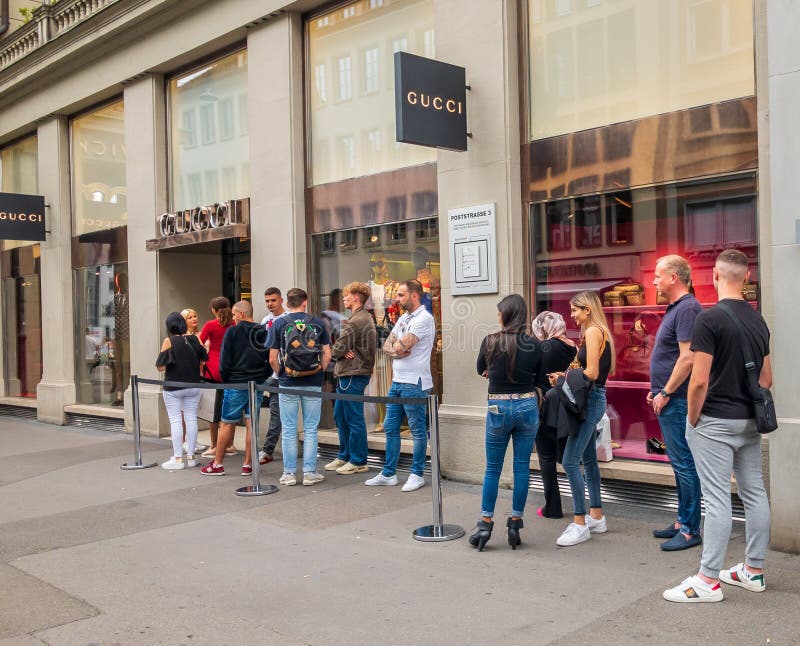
[158,199,247,237]
[394,52,467,152]
[0,192,46,242]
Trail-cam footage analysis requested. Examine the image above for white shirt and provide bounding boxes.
[391,306,435,390]
[261,309,288,378]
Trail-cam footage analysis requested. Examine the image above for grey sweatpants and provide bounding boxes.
[687,414,771,579]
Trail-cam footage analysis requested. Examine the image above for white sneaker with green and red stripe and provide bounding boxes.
[663,575,723,603]
[719,563,765,592]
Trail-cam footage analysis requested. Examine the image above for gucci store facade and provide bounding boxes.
[0,0,798,551]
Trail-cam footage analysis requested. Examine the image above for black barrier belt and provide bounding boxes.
[134,377,428,405]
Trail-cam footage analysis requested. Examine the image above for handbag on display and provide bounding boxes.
[717,303,778,434]
[616,316,652,382]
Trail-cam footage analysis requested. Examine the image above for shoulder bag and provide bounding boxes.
[717,303,778,434]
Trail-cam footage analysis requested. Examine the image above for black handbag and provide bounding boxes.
[718,303,778,434]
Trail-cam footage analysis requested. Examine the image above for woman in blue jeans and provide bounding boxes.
[552,290,614,547]
[472,294,548,551]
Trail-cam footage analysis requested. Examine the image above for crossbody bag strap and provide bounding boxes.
[716,302,761,399]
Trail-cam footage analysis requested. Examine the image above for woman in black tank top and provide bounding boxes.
[554,291,615,547]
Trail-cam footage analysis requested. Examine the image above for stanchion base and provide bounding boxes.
[120,462,158,470]
[412,524,465,542]
[235,484,279,497]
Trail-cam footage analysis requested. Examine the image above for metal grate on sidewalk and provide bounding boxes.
[66,413,125,433]
[0,405,38,420]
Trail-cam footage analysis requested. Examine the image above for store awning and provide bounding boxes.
[535,280,621,295]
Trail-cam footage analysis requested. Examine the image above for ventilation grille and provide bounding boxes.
[66,413,125,433]
[0,405,38,420]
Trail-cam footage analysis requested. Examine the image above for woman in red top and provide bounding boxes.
[199,296,236,457]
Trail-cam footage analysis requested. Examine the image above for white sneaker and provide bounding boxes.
[556,522,591,546]
[719,563,765,592]
[365,473,398,486]
[663,575,724,603]
[161,457,185,470]
[186,455,198,468]
[186,442,209,452]
[324,458,347,471]
[279,473,297,486]
[585,514,607,534]
[303,472,326,486]
[402,474,425,492]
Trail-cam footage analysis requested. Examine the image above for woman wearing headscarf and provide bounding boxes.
[531,311,577,519]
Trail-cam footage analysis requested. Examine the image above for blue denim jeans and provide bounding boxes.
[562,386,605,516]
[279,386,322,475]
[658,396,701,535]
[221,387,264,423]
[334,375,370,466]
[481,398,538,518]
[382,380,429,477]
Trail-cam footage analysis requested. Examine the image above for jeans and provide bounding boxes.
[562,386,605,516]
[221,387,264,423]
[261,377,282,456]
[382,380,430,477]
[687,414,770,579]
[657,396,701,535]
[334,375,370,466]
[481,398,538,518]
[162,388,202,457]
[279,386,322,475]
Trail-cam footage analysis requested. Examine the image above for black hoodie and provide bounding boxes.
[219,321,269,383]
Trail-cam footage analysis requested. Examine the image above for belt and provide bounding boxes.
[488,392,537,400]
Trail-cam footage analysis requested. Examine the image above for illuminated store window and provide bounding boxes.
[306,0,435,185]
[532,173,758,463]
[528,0,755,140]
[71,101,129,406]
[0,135,42,398]
[169,50,249,212]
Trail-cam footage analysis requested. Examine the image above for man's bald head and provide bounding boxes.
[233,300,253,320]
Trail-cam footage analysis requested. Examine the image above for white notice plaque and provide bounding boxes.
[448,203,497,295]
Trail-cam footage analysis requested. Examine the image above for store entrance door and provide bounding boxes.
[221,238,251,304]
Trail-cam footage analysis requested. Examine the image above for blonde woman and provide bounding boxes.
[554,290,614,546]
[182,308,201,337]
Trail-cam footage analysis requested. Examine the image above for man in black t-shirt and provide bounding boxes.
[664,249,772,604]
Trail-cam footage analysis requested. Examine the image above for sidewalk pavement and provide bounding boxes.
[1,416,798,645]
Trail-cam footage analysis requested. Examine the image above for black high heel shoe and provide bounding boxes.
[507,517,523,549]
[468,520,494,552]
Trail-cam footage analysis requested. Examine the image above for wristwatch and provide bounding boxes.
[659,389,671,398]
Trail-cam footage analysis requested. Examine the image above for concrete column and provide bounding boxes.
[247,12,307,312]
[36,117,76,423]
[435,0,523,483]
[758,0,800,554]
[122,74,169,436]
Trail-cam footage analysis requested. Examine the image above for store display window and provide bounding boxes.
[71,101,129,406]
[306,0,435,185]
[168,50,249,211]
[531,173,758,462]
[528,0,754,140]
[0,135,41,398]
[309,217,441,431]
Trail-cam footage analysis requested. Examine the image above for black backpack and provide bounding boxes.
[281,317,324,377]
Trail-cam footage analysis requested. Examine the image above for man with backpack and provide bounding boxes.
[663,249,772,603]
[269,288,331,486]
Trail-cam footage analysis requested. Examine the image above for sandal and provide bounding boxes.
[201,446,217,458]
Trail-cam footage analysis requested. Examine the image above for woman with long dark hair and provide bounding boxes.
[552,290,614,546]
[157,312,208,469]
[199,297,236,457]
[472,294,547,551]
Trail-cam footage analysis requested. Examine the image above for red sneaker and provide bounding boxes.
[200,463,225,476]
[258,451,273,465]
[241,464,252,476]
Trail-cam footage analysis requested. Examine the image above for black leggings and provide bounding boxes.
[535,423,564,518]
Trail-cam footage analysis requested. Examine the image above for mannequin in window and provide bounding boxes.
[367,254,399,326]
[111,270,130,406]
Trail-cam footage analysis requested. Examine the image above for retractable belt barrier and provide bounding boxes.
[123,374,464,542]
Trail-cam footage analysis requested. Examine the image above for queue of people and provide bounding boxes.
[153,248,773,605]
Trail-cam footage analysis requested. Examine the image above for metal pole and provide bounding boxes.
[121,374,157,470]
[236,380,278,497]
[412,394,464,542]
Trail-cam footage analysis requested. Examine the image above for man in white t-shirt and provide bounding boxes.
[366,279,435,492]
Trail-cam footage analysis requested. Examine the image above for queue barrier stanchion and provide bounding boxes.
[121,374,158,470]
[236,380,279,497]
[413,394,465,542]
